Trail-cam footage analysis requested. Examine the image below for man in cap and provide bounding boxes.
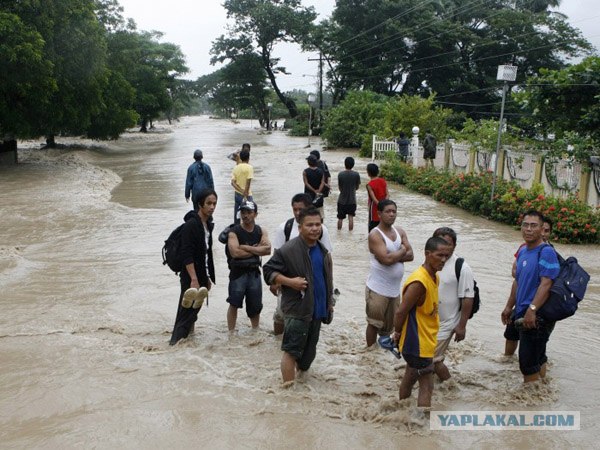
[226,200,271,332]
[185,149,215,211]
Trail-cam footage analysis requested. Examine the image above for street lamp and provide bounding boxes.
[491,64,517,201]
[307,93,316,147]
[267,102,273,130]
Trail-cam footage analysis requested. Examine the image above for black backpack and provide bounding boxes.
[536,245,590,321]
[455,257,480,319]
[162,224,185,273]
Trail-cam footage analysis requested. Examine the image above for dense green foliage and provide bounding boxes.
[0,0,190,143]
[515,56,600,145]
[322,91,453,154]
[381,160,600,244]
[317,0,591,116]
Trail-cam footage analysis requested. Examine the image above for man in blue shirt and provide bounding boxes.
[502,210,560,382]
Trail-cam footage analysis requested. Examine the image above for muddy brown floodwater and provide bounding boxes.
[1,116,598,448]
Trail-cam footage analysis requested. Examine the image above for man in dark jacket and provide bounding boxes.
[170,189,218,345]
[263,206,334,383]
[185,149,215,211]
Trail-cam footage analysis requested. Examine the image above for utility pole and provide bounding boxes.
[308,54,324,127]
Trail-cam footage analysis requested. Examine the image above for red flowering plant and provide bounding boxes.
[381,160,600,244]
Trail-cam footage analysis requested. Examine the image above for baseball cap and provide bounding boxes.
[310,150,320,159]
[239,200,257,212]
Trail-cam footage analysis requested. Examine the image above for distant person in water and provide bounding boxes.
[231,149,254,224]
[185,149,214,212]
[228,143,251,163]
[337,157,361,231]
[366,163,389,232]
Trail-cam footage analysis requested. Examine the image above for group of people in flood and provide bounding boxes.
[173,144,561,409]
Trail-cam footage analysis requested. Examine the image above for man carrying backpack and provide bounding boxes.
[185,149,214,212]
[170,189,218,345]
[501,210,560,383]
[431,227,476,381]
[226,201,271,333]
[270,193,333,335]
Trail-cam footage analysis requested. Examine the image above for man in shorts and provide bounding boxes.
[393,236,451,407]
[270,193,333,335]
[501,210,559,382]
[263,207,334,383]
[365,199,413,347]
[226,201,271,332]
[337,157,361,231]
[502,216,553,356]
[431,227,475,381]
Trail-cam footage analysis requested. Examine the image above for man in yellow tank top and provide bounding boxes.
[393,236,451,408]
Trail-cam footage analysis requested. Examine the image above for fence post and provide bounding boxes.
[411,126,420,167]
[468,149,476,173]
[497,147,506,179]
[579,167,591,204]
[372,135,376,161]
[533,155,544,185]
[444,140,452,170]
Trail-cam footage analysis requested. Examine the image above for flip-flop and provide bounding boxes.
[182,288,199,308]
[378,335,402,359]
[193,287,208,309]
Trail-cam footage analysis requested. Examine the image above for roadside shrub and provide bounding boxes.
[381,161,600,244]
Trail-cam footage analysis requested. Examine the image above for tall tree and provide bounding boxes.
[107,30,188,131]
[2,0,111,145]
[515,56,600,142]
[211,0,317,118]
[198,53,271,126]
[319,0,592,113]
[0,11,55,142]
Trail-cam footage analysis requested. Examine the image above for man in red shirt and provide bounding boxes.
[366,163,389,232]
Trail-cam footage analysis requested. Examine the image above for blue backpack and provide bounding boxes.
[537,245,590,321]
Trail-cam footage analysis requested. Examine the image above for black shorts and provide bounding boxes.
[281,318,321,371]
[403,353,434,375]
[337,203,357,219]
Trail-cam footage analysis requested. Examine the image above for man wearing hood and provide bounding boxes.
[170,189,218,345]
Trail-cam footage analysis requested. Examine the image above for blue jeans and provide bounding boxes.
[233,192,253,224]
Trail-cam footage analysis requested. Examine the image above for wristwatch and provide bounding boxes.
[529,304,537,311]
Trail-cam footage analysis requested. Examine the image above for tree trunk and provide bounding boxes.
[261,48,298,118]
[140,118,148,133]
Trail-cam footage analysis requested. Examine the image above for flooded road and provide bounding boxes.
[1,116,598,448]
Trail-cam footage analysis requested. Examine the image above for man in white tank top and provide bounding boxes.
[365,199,414,346]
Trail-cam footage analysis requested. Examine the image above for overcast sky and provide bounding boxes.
[117,0,599,92]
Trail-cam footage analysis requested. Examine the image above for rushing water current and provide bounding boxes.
[1,116,598,448]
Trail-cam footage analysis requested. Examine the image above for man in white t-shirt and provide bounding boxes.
[432,227,475,381]
[270,193,333,335]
